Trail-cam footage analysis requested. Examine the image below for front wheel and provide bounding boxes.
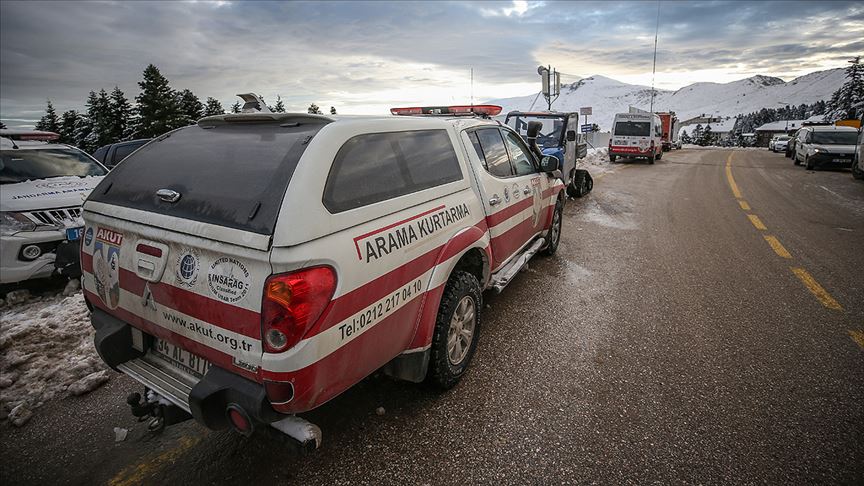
[609,154,616,163]
[427,271,482,389]
[541,195,564,256]
[805,156,815,170]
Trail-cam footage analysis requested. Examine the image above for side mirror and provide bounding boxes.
[540,155,559,173]
[566,130,577,142]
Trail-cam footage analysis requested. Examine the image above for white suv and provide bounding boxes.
[1,131,107,284]
[81,104,566,444]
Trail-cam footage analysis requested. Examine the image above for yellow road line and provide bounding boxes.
[108,435,202,486]
[849,330,864,349]
[790,267,843,311]
[725,153,742,198]
[747,214,767,230]
[738,200,751,211]
[763,235,792,258]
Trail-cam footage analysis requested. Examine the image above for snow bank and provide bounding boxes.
[577,147,614,174]
[0,290,108,426]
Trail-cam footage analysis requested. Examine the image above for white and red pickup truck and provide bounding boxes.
[80,102,565,446]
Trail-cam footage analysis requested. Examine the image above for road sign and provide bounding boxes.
[580,107,592,116]
[581,124,593,133]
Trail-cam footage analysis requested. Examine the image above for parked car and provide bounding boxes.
[771,135,790,153]
[793,125,859,170]
[1,130,107,284]
[92,139,151,169]
[852,128,864,180]
[80,103,566,445]
[785,129,800,158]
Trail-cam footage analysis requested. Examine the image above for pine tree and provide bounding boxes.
[307,103,322,115]
[0,120,7,129]
[178,89,204,125]
[35,100,60,133]
[826,56,864,121]
[204,97,224,116]
[109,86,134,141]
[680,130,691,144]
[58,110,81,145]
[80,89,113,152]
[134,64,183,138]
[701,124,714,146]
[271,95,286,113]
[330,106,337,115]
[231,101,241,113]
[692,123,703,142]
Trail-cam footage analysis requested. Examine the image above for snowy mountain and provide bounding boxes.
[487,68,846,130]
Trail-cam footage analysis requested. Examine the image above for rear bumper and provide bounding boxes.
[90,308,282,429]
[609,147,655,158]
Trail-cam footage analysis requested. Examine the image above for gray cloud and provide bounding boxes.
[1,0,861,127]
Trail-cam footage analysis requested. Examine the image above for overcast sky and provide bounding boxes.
[1,0,862,127]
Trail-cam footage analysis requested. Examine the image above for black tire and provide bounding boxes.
[656,150,663,160]
[568,169,592,198]
[794,153,801,166]
[585,172,593,192]
[805,156,815,170]
[648,154,655,165]
[852,160,864,180]
[427,271,482,389]
[541,195,564,256]
[566,169,579,198]
[609,154,616,163]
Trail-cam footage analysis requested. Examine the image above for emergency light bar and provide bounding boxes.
[390,105,503,117]
[0,130,60,141]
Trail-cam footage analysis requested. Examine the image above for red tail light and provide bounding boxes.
[261,266,336,353]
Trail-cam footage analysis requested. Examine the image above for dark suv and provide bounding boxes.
[92,139,150,169]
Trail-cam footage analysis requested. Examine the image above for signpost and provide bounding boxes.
[580,106,592,131]
[580,124,593,133]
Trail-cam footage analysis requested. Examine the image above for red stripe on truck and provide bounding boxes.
[81,253,261,339]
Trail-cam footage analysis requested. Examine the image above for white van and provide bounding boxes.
[608,113,663,164]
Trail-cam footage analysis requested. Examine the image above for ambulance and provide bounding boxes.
[608,112,663,164]
[81,101,566,446]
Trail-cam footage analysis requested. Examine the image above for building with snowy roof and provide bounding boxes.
[754,119,807,146]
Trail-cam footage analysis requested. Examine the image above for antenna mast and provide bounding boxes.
[649,0,661,115]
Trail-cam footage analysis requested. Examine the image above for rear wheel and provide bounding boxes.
[427,271,481,389]
[609,154,617,163]
[648,155,655,165]
[852,159,864,180]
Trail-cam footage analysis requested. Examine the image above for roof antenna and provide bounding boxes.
[649,0,661,115]
[470,68,474,108]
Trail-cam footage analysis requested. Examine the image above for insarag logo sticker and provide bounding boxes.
[207,257,250,303]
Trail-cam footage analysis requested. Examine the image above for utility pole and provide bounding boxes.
[538,65,560,110]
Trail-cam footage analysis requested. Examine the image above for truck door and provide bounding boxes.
[464,127,547,272]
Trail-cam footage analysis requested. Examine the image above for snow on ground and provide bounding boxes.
[0,286,108,426]
[577,147,614,174]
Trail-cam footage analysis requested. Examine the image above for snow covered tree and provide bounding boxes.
[109,86,134,142]
[307,103,322,115]
[177,89,204,126]
[35,100,60,133]
[692,123,703,142]
[134,64,184,138]
[330,106,337,115]
[79,89,114,152]
[271,95,286,113]
[826,56,864,121]
[230,101,241,113]
[700,124,714,146]
[680,130,691,144]
[58,110,82,145]
[204,97,224,116]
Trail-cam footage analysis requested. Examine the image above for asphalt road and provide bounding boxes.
[2,147,863,485]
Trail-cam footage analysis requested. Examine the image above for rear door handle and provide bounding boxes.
[489,195,501,206]
[523,187,531,195]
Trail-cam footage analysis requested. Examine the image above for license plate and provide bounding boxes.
[152,338,211,378]
[66,227,84,241]
[832,158,846,163]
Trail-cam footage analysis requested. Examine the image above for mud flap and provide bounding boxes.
[382,349,430,383]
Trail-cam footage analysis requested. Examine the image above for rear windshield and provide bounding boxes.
[89,121,327,235]
[507,116,566,148]
[812,131,857,145]
[0,148,107,184]
[614,121,650,137]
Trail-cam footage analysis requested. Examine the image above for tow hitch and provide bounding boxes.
[126,389,192,432]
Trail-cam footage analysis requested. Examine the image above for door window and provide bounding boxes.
[472,128,512,178]
[503,130,536,176]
